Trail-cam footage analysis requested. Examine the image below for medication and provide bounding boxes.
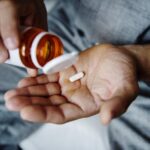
[69,72,85,82]
[5,27,79,74]
[6,27,63,69]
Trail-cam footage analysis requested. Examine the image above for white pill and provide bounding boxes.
[69,72,85,82]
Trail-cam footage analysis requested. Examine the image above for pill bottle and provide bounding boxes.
[6,27,79,74]
[6,27,63,69]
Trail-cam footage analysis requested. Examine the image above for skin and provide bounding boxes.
[2,0,150,125]
[0,0,47,76]
[5,44,141,125]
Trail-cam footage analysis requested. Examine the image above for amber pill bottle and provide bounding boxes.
[6,27,63,69]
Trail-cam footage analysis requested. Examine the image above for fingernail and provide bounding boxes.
[17,81,24,88]
[4,38,18,50]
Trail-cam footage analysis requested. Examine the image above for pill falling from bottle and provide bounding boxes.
[69,72,85,82]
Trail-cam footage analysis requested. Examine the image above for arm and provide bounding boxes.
[123,44,150,81]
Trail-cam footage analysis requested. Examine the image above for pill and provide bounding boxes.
[69,72,85,82]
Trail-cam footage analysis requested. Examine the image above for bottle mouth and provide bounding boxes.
[43,52,79,74]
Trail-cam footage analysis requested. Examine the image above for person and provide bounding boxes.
[1,0,150,149]
[0,0,47,149]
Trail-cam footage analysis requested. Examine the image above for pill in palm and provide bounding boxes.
[69,72,85,82]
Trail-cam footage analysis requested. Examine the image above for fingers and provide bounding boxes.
[20,103,84,123]
[5,95,67,111]
[20,105,66,123]
[23,86,100,123]
[49,95,67,105]
[5,93,83,123]
[5,83,61,99]
[0,0,20,63]
[20,100,97,124]
[18,73,59,88]
[5,85,100,124]
[0,1,20,50]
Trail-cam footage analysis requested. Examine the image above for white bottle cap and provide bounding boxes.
[43,52,78,74]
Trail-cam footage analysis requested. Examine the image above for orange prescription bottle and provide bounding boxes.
[5,27,78,74]
[6,27,63,68]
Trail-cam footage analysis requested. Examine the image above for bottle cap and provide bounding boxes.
[43,52,78,74]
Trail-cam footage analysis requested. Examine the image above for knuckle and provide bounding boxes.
[46,83,61,94]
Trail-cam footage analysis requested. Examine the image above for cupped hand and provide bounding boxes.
[0,0,47,76]
[5,44,139,125]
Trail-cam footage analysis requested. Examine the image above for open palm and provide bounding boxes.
[5,44,139,124]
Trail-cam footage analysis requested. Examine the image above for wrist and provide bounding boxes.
[121,44,150,81]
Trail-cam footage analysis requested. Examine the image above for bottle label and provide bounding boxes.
[5,49,25,68]
[30,32,48,69]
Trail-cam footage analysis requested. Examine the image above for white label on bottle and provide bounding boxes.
[5,49,25,68]
[30,32,48,69]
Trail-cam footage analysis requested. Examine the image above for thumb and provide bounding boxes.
[0,1,20,50]
[100,84,139,125]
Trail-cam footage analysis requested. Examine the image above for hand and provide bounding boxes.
[4,44,139,125]
[0,0,47,76]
